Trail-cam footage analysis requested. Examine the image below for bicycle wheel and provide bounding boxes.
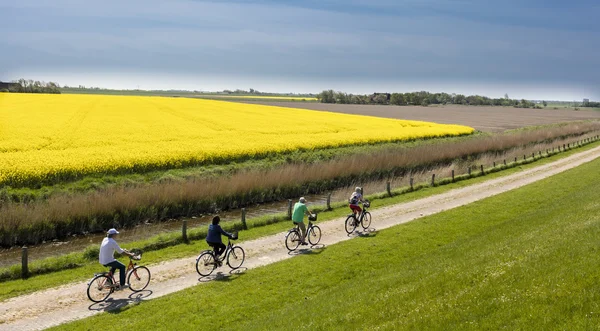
[87,274,113,303]
[227,246,246,269]
[360,212,372,229]
[285,230,301,251]
[344,215,357,234]
[196,251,217,276]
[308,225,322,245]
[127,266,151,292]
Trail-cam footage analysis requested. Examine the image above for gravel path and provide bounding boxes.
[2,145,600,331]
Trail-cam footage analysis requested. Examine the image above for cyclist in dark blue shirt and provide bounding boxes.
[206,216,235,265]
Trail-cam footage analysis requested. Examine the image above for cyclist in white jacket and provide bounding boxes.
[99,228,135,290]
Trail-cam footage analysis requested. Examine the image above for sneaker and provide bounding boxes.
[216,260,223,267]
[301,242,309,246]
[116,284,129,291]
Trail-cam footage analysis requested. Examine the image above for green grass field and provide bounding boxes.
[50,149,600,330]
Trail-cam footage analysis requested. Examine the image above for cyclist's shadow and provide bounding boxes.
[355,228,378,238]
[198,268,247,283]
[288,245,327,256]
[88,290,153,312]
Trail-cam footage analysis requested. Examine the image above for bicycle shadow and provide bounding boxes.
[88,290,153,313]
[347,228,378,238]
[357,229,377,238]
[197,268,247,283]
[288,246,327,256]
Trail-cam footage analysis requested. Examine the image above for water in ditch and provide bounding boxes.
[0,178,403,268]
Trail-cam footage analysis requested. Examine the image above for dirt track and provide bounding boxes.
[247,102,600,132]
[2,145,600,331]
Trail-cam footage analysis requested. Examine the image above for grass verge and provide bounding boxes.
[1,137,599,302]
[51,134,600,330]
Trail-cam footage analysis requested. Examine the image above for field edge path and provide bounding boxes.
[2,145,600,331]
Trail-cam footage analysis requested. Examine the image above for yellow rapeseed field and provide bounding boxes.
[0,93,474,186]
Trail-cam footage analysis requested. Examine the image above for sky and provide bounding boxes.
[1,0,599,100]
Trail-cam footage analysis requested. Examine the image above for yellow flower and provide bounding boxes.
[0,93,474,186]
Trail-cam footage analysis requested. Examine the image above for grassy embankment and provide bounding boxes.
[1,136,599,302]
[52,142,600,330]
[544,102,600,111]
[2,122,599,248]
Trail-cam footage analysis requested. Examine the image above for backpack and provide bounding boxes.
[349,195,359,204]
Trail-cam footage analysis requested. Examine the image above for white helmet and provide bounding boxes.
[355,187,361,193]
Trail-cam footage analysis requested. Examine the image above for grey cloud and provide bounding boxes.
[1,0,598,98]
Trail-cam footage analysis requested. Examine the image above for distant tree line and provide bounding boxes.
[1,79,61,94]
[582,100,600,108]
[220,88,315,97]
[317,90,543,108]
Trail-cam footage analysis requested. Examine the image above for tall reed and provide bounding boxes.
[1,122,599,246]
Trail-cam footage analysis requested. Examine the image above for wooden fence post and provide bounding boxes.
[410,178,414,190]
[524,154,526,160]
[431,174,435,186]
[241,208,248,230]
[468,167,471,176]
[532,152,535,159]
[451,169,455,182]
[514,157,517,163]
[386,182,392,197]
[287,199,293,220]
[22,247,28,279]
[182,220,188,243]
[493,161,496,167]
[480,164,484,174]
[503,159,506,166]
[326,193,332,210]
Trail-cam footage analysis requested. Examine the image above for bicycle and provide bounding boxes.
[87,250,151,303]
[344,200,371,234]
[285,213,322,251]
[196,234,245,277]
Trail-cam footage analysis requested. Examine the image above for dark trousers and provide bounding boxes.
[105,260,126,286]
[208,242,226,258]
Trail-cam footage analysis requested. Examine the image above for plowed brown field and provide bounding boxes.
[248,102,600,132]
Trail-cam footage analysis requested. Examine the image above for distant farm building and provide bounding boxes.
[0,81,19,90]
[370,92,391,102]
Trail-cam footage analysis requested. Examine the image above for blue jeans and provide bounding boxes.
[105,260,126,286]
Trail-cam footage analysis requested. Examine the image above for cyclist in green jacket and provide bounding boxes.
[292,197,314,245]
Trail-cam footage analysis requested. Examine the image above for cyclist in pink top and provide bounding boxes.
[348,187,364,217]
